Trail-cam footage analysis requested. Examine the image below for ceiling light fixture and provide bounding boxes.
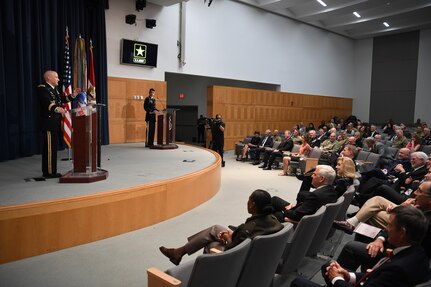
[316,0,327,7]
[383,22,390,27]
[353,12,361,18]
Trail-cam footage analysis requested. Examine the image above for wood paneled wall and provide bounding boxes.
[108,77,167,144]
[207,86,353,150]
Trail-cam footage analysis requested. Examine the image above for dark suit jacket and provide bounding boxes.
[225,213,283,250]
[377,210,431,259]
[396,165,428,189]
[259,136,274,148]
[276,138,293,152]
[284,185,338,222]
[333,245,430,287]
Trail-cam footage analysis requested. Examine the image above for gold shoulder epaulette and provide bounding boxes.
[37,84,46,88]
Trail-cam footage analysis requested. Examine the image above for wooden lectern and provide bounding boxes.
[151,109,178,149]
[60,104,108,183]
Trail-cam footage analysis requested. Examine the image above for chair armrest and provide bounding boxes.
[147,267,182,287]
[209,248,223,254]
[284,217,299,225]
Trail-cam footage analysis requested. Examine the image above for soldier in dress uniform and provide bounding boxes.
[143,88,159,147]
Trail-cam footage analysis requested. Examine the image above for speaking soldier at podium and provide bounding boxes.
[144,88,159,147]
[37,70,80,178]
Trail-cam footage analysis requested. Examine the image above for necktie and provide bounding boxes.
[261,137,268,147]
[353,249,393,287]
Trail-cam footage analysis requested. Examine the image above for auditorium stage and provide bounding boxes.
[0,143,221,263]
[0,143,218,205]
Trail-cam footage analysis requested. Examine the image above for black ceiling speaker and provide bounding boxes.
[136,0,146,11]
[125,14,136,25]
[146,19,156,29]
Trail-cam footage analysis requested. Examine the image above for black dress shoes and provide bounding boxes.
[263,167,272,170]
[258,165,266,168]
[252,161,260,165]
[333,220,355,235]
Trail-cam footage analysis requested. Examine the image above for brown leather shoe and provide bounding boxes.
[333,220,355,235]
[159,246,183,265]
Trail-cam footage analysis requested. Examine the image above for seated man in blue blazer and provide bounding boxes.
[291,205,430,287]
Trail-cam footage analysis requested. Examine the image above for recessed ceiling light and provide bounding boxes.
[383,22,390,27]
[353,12,361,18]
[316,0,327,7]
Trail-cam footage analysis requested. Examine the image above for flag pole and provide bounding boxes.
[62,25,73,161]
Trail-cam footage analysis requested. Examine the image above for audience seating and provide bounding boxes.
[320,186,356,257]
[306,196,345,257]
[304,147,322,172]
[356,151,381,173]
[356,150,369,162]
[415,276,431,287]
[236,223,294,287]
[235,137,252,160]
[378,146,399,168]
[422,145,431,156]
[274,206,326,277]
[147,238,251,287]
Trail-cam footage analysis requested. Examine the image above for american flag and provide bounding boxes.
[62,26,73,148]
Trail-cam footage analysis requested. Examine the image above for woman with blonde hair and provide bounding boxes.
[279,134,311,176]
[334,157,357,197]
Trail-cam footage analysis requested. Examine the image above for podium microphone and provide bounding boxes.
[156,96,166,111]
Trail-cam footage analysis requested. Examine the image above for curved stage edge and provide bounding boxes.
[0,148,221,264]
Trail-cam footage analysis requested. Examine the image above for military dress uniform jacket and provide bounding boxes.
[144,96,157,122]
[37,82,73,131]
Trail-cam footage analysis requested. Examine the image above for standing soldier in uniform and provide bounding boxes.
[144,88,158,147]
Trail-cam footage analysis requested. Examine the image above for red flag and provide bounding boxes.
[62,26,73,148]
[87,39,96,102]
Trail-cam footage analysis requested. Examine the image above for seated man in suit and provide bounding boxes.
[292,205,430,287]
[251,129,274,165]
[336,181,431,274]
[422,127,431,146]
[271,165,338,223]
[259,130,294,170]
[158,189,282,265]
[365,152,429,204]
[354,151,427,206]
[362,137,385,156]
[371,152,430,204]
[309,129,321,148]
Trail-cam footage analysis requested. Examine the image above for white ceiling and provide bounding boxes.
[148,0,431,39]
